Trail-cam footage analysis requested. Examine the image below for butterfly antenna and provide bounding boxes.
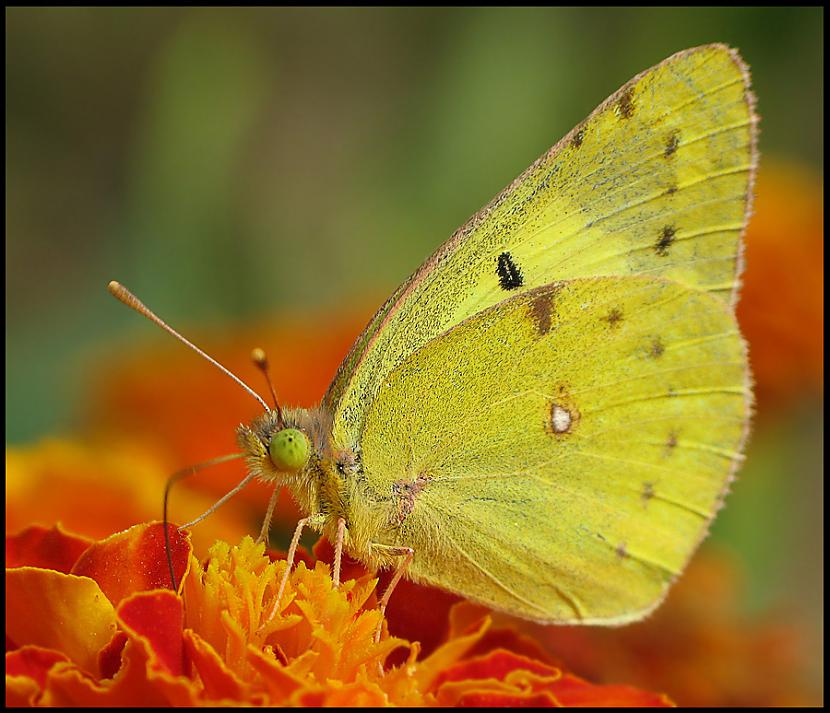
[251,348,285,427]
[163,452,246,591]
[108,281,270,412]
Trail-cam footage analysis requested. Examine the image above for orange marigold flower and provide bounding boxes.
[6,523,672,707]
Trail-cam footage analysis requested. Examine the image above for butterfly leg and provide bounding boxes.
[256,487,280,545]
[264,513,325,624]
[332,517,346,588]
[368,543,414,644]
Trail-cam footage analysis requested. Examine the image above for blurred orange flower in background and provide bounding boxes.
[736,160,824,412]
[6,161,822,706]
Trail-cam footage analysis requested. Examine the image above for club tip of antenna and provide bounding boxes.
[251,347,268,367]
[108,280,131,302]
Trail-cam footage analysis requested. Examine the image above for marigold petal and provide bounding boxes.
[414,610,491,692]
[6,525,93,573]
[38,592,198,706]
[6,646,71,691]
[246,644,308,703]
[550,673,674,707]
[5,567,117,676]
[466,625,556,665]
[308,677,390,706]
[5,440,251,557]
[39,638,197,706]
[435,672,558,707]
[436,648,560,687]
[70,522,190,605]
[117,590,186,677]
[183,629,250,702]
[97,631,127,680]
[454,690,558,706]
[6,673,43,707]
[383,573,461,666]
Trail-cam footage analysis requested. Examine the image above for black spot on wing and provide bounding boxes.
[655,225,676,257]
[571,127,585,148]
[496,252,524,290]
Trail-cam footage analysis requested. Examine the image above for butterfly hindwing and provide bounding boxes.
[350,276,750,622]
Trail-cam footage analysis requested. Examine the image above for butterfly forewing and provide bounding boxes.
[325,44,756,455]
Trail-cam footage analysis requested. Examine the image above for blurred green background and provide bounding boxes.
[7,7,822,441]
[6,6,823,702]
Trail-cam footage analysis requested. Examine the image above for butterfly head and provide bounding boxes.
[236,406,331,491]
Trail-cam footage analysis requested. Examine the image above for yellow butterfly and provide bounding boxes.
[111,43,757,630]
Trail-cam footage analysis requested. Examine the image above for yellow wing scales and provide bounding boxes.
[326,44,757,451]
[352,277,750,622]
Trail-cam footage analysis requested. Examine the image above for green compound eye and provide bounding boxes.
[269,428,310,472]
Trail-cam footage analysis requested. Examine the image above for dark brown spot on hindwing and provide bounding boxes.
[649,337,665,358]
[616,87,635,119]
[529,290,555,336]
[571,127,585,148]
[664,130,680,157]
[664,431,679,457]
[496,252,524,290]
[655,225,676,256]
[603,308,623,329]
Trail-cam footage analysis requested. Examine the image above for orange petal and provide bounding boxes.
[247,644,307,704]
[40,637,197,706]
[183,629,249,702]
[6,524,92,573]
[452,688,557,706]
[466,624,556,665]
[71,522,191,605]
[550,673,674,707]
[6,645,71,701]
[383,574,461,666]
[97,631,128,680]
[5,567,117,676]
[116,590,186,678]
[6,673,43,707]
[435,648,560,687]
[414,611,491,692]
